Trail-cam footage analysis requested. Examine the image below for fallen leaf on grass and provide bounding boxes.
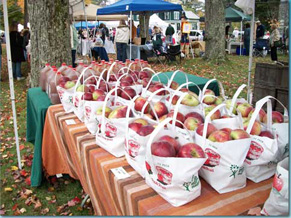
[12,203,18,211]
[34,200,42,209]
[11,166,18,171]
[19,144,25,151]
[45,197,51,201]
[68,196,81,207]
[4,187,13,192]
[25,177,31,186]
[13,209,21,216]
[60,210,71,216]
[41,208,50,215]
[57,204,69,213]
[20,208,26,213]
[48,187,55,192]
[20,169,28,177]
[20,188,33,199]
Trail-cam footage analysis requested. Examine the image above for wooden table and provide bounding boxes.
[42,105,272,216]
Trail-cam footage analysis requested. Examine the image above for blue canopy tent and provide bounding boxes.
[74,21,100,29]
[97,0,182,59]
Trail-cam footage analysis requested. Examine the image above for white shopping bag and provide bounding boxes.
[57,86,75,113]
[104,38,115,54]
[125,96,159,177]
[244,96,281,183]
[96,88,135,157]
[145,118,206,207]
[195,104,252,193]
[261,157,289,216]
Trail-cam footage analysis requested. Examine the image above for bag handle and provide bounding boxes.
[146,117,193,175]
[217,81,226,99]
[140,67,156,79]
[72,66,91,106]
[202,78,217,96]
[167,70,189,89]
[105,62,117,82]
[100,86,132,134]
[228,84,247,116]
[169,81,202,104]
[202,104,226,141]
[144,72,169,91]
[246,96,288,134]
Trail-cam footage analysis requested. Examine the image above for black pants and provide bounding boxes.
[71,49,76,68]
[116,42,127,62]
[270,46,277,61]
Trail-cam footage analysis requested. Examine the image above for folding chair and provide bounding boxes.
[152,47,168,67]
[253,39,269,57]
[166,44,181,64]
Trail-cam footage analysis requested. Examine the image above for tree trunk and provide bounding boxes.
[27,0,71,87]
[204,0,225,63]
[139,13,150,41]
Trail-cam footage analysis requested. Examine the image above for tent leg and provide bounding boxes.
[130,11,132,61]
[247,1,255,104]
[82,0,92,61]
[240,21,242,56]
[3,0,22,170]
[93,16,98,40]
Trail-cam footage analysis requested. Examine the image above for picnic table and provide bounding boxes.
[41,104,273,216]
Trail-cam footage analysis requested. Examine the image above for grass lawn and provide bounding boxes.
[0,44,288,215]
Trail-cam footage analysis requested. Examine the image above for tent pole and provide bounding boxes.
[3,0,22,170]
[82,0,92,61]
[247,1,255,104]
[240,21,242,56]
[130,11,132,60]
[93,15,98,40]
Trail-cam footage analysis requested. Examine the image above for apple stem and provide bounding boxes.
[277,173,281,179]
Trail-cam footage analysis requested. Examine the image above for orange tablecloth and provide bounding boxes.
[42,105,272,216]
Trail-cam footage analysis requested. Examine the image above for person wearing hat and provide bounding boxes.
[232,27,240,39]
[256,21,265,40]
[270,23,280,62]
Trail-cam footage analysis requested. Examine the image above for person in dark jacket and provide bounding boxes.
[165,24,175,44]
[244,23,251,56]
[10,21,25,80]
[256,21,265,40]
[99,23,109,44]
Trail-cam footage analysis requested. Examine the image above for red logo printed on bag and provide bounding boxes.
[58,89,64,99]
[128,140,141,158]
[85,106,91,120]
[204,148,220,167]
[156,166,173,185]
[74,96,79,107]
[105,123,117,138]
[246,141,264,160]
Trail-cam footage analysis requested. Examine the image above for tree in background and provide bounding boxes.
[27,0,71,87]
[204,0,225,63]
[0,0,23,29]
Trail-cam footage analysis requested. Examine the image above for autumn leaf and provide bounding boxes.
[12,203,18,211]
[34,200,42,209]
[20,208,27,214]
[25,177,31,186]
[41,208,50,215]
[4,187,13,192]
[19,144,25,151]
[11,166,18,171]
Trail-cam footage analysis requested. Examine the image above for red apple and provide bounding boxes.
[139,71,150,80]
[230,129,250,140]
[263,111,284,124]
[170,81,179,90]
[150,102,168,118]
[120,81,131,87]
[82,92,93,101]
[133,118,148,126]
[208,130,231,142]
[151,141,176,157]
[64,81,75,89]
[166,95,179,105]
[221,114,232,119]
[221,128,232,134]
[259,130,274,139]
[203,89,216,105]
[243,119,261,135]
[96,106,112,117]
[184,117,203,131]
[196,123,217,138]
[129,122,143,133]
[204,106,221,120]
[248,108,266,122]
[134,97,149,113]
[148,84,165,95]
[236,103,253,117]
[59,76,70,84]
[96,95,106,101]
[215,96,224,105]
[108,106,131,119]
[158,135,181,154]
[185,112,204,123]
[92,89,105,100]
[137,125,155,136]
[145,113,154,120]
[177,143,205,158]
[76,84,89,92]
[120,87,136,100]
[141,78,151,88]
[88,85,95,93]
[166,111,185,128]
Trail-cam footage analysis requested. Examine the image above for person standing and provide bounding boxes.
[165,23,175,44]
[70,24,78,68]
[256,21,265,40]
[180,16,190,58]
[244,23,251,56]
[100,23,109,44]
[270,23,280,62]
[114,20,129,62]
[10,21,25,80]
[128,20,137,42]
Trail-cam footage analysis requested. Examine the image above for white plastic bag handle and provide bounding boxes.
[72,66,91,107]
[144,72,169,91]
[169,81,202,105]
[202,104,226,140]
[217,81,226,99]
[202,78,217,95]
[106,61,117,82]
[146,117,193,175]
[246,96,289,134]
[228,84,247,116]
[167,70,189,89]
